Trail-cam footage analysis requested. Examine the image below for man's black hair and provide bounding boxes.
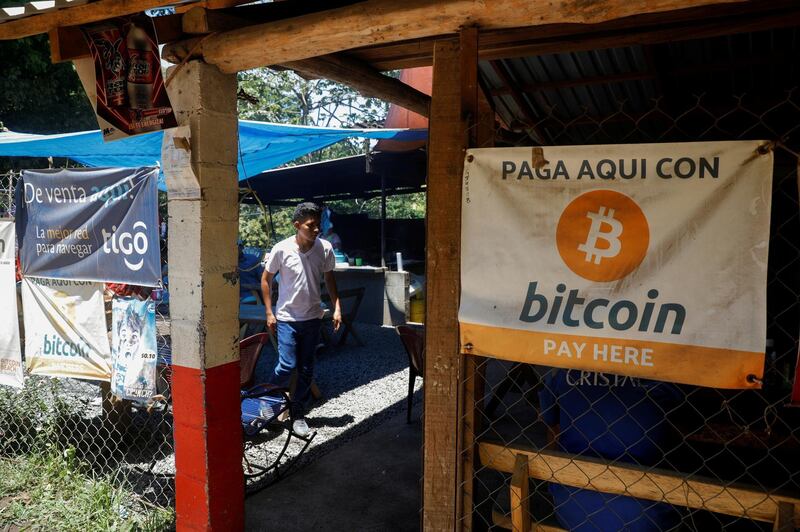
[293,202,322,223]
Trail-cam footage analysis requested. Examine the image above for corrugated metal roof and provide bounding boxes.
[0,0,88,22]
[480,26,800,145]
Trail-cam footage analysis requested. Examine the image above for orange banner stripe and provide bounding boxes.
[460,321,764,389]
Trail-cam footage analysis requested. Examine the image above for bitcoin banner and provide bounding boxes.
[459,141,773,389]
[22,277,112,381]
[0,221,23,388]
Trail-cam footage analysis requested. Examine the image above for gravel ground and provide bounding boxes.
[139,322,421,493]
[244,323,422,489]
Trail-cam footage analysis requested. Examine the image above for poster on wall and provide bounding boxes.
[459,141,773,389]
[0,221,23,388]
[15,166,161,286]
[79,16,177,142]
[111,297,157,400]
[22,277,111,381]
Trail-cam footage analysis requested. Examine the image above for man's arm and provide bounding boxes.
[323,270,342,332]
[261,269,277,334]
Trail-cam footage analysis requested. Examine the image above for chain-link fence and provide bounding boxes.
[0,172,176,529]
[462,90,800,531]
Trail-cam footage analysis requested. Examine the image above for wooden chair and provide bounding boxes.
[396,325,425,423]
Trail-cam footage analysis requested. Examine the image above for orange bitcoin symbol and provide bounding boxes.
[556,190,649,282]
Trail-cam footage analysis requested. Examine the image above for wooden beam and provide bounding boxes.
[479,442,800,526]
[181,1,366,34]
[348,3,800,71]
[492,512,565,532]
[282,55,431,118]
[162,0,752,73]
[48,14,185,63]
[482,9,800,61]
[423,37,464,532]
[0,0,196,40]
[167,4,432,115]
[182,5,247,34]
[457,26,479,532]
[0,0,276,41]
[49,25,87,62]
[152,10,185,44]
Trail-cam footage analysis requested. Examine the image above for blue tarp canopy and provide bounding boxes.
[0,121,427,180]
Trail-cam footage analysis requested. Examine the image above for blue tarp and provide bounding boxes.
[0,121,427,180]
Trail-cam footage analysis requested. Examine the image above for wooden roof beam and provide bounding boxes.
[0,0,184,39]
[163,6,431,117]
[349,3,800,70]
[162,0,752,74]
[0,0,273,40]
[181,1,366,34]
[283,55,430,118]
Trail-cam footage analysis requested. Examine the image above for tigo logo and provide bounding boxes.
[101,221,149,271]
[556,190,649,282]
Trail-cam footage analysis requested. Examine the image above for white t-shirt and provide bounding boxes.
[263,236,335,322]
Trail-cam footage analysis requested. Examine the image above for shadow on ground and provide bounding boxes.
[245,405,422,532]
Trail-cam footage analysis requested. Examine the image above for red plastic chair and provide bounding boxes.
[240,332,271,388]
[396,325,425,423]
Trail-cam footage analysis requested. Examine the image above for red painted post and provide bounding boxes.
[164,60,244,531]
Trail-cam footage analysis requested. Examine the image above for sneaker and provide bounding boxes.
[292,418,310,437]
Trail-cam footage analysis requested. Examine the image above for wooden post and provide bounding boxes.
[773,502,795,532]
[164,61,244,531]
[510,454,531,532]
[423,37,467,531]
[461,76,498,532]
[457,26,480,532]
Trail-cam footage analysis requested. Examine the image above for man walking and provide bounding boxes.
[261,202,341,436]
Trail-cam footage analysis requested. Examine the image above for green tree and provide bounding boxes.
[0,35,95,134]
[238,68,388,163]
[237,67,428,249]
[0,28,96,173]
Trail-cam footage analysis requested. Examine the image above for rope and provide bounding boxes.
[164,33,217,88]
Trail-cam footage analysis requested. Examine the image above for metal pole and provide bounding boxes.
[380,172,386,268]
[8,171,13,216]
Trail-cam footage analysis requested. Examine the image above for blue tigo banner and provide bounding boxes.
[16,167,161,286]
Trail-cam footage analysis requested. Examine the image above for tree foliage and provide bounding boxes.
[0,35,95,134]
[238,68,388,164]
[236,68,425,249]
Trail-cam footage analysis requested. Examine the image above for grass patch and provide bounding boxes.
[0,451,174,531]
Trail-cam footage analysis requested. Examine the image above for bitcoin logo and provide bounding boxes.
[556,190,649,282]
[578,206,623,264]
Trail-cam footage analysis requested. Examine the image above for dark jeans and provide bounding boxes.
[271,319,321,418]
